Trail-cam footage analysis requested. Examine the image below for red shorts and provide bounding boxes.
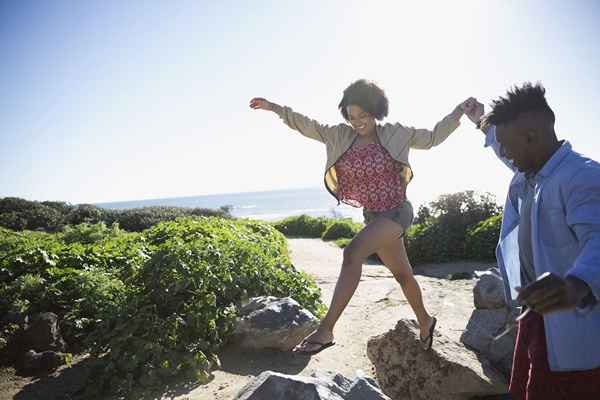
[509,310,600,400]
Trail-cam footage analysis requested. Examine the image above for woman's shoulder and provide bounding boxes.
[335,123,355,137]
[378,122,412,139]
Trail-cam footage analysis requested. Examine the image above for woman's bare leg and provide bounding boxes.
[377,236,434,340]
[294,217,404,352]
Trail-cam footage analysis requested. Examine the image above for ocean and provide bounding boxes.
[95,187,366,222]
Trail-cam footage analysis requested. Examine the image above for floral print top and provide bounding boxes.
[335,142,407,211]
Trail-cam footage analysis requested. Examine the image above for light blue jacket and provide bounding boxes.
[485,126,600,371]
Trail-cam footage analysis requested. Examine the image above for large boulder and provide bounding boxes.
[367,319,507,400]
[22,312,67,353]
[460,308,517,378]
[233,370,390,400]
[18,349,68,373]
[231,296,319,351]
[473,273,506,309]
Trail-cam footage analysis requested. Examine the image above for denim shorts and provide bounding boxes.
[362,200,414,233]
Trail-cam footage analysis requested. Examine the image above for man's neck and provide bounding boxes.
[532,139,562,174]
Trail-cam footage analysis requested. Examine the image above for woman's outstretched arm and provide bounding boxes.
[250,97,341,144]
[407,98,473,149]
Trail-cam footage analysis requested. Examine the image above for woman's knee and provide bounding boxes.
[342,244,365,268]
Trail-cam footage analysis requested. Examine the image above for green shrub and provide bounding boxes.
[41,201,75,215]
[0,197,65,232]
[65,204,105,225]
[0,197,231,233]
[103,206,231,232]
[405,222,464,264]
[465,214,501,261]
[321,219,362,241]
[61,222,122,244]
[334,238,351,248]
[0,197,34,214]
[0,212,27,231]
[405,191,501,265]
[272,214,330,237]
[85,217,325,397]
[0,227,144,347]
[1,217,326,397]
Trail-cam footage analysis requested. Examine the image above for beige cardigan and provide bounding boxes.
[273,105,461,201]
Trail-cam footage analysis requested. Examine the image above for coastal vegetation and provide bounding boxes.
[271,191,502,264]
[0,197,231,233]
[0,190,500,397]
[0,214,324,397]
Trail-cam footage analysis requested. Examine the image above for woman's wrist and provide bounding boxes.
[450,106,464,121]
[270,102,282,114]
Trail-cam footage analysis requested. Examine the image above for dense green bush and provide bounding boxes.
[86,217,324,396]
[334,238,352,248]
[0,197,231,233]
[272,214,331,237]
[321,219,362,241]
[64,204,105,225]
[1,218,325,397]
[41,201,75,215]
[272,214,364,240]
[61,222,123,244]
[465,214,502,261]
[0,197,64,231]
[0,227,146,347]
[103,206,231,232]
[405,191,501,265]
[0,212,27,231]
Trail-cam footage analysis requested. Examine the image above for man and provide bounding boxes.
[463,83,600,399]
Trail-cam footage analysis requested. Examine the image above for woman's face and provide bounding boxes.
[346,104,376,136]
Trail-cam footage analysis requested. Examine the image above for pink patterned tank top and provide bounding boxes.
[335,142,407,211]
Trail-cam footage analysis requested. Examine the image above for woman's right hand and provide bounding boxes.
[249,97,274,111]
[463,98,485,126]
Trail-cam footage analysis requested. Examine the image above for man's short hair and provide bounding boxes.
[338,79,389,121]
[486,82,555,126]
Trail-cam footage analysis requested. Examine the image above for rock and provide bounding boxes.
[367,319,507,400]
[19,349,67,372]
[233,370,391,400]
[474,274,506,309]
[231,296,319,351]
[312,370,390,400]
[474,267,501,279]
[446,272,474,280]
[1,311,28,327]
[460,309,516,378]
[22,312,67,352]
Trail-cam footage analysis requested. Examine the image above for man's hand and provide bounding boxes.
[463,98,485,126]
[516,272,592,314]
[249,97,274,111]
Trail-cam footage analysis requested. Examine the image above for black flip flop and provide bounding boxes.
[293,339,336,355]
[420,317,437,351]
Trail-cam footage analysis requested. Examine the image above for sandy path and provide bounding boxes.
[186,239,494,400]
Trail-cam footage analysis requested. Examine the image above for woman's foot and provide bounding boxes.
[419,316,437,350]
[293,328,335,354]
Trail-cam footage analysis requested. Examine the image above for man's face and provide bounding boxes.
[496,121,537,173]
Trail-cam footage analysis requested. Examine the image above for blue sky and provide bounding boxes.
[2,0,599,207]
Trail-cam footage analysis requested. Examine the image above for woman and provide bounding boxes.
[250,79,472,353]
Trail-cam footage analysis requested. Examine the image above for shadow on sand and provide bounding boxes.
[217,345,311,377]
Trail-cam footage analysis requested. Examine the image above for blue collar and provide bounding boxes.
[534,140,571,181]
